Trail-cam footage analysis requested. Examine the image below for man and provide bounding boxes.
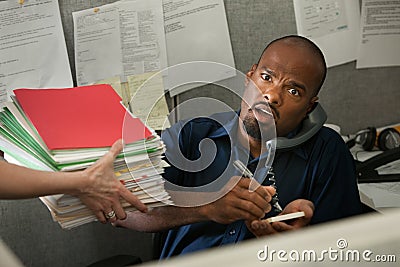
[115,35,363,257]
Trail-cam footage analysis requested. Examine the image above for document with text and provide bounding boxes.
[0,0,72,106]
[73,0,167,86]
[356,0,400,68]
[163,0,236,96]
[293,0,360,67]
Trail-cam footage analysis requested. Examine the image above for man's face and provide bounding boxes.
[241,42,322,138]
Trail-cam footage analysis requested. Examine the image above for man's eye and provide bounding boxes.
[261,73,271,81]
[288,88,299,96]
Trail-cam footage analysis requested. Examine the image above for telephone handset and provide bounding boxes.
[276,103,327,150]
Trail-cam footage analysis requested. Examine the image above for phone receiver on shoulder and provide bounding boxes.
[276,103,327,150]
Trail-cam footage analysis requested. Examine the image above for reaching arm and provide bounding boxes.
[115,178,276,232]
[0,139,147,223]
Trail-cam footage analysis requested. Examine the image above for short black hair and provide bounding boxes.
[258,35,327,95]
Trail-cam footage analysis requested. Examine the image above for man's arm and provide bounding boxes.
[115,178,276,232]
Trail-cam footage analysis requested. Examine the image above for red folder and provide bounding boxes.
[14,84,152,150]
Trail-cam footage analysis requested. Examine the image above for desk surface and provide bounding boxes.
[141,210,400,267]
[351,145,400,212]
[358,182,400,212]
[0,239,24,267]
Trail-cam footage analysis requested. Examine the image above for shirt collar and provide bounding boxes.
[274,123,309,160]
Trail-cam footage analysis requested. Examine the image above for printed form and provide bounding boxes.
[293,0,360,67]
[73,0,169,130]
[73,0,167,86]
[357,0,400,68]
[163,0,236,96]
[0,0,72,106]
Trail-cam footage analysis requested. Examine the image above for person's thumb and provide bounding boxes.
[107,139,123,160]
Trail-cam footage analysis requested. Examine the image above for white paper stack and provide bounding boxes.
[0,84,172,229]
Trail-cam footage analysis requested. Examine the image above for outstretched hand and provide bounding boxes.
[76,139,147,223]
[246,199,314,237]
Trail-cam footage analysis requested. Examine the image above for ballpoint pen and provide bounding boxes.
[233,160,283,212]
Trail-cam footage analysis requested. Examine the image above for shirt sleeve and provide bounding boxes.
[307,128,364,224]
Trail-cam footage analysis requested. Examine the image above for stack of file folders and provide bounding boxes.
[0,84,172,229]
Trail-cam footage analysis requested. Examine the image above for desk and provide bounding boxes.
[141,210,400,267]
[0,239,24,267]
[358,182,400,213]
[351,145,400,212]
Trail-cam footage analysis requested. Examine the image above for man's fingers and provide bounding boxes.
[228,188,271,219]
[238,179,272,199]
[248,219,278,236]
[224,204,263,223]
[248,178,261,192]
[233,179,273,216]
[271,221,294,232]
[263,186,276,202]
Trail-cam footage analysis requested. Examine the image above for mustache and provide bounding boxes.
[250,101,280,119]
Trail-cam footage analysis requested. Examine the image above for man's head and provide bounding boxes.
[241,35,327,139]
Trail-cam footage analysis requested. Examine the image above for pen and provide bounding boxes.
[233,160,283,212]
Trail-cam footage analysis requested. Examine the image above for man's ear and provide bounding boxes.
[245,64,258,86]
[306,96,319,113]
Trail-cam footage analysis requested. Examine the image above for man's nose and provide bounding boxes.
[262,86,282,106]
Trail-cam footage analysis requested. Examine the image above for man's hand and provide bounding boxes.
[246,199,314,237]
[199,177,276,224]
[75,139,147,223]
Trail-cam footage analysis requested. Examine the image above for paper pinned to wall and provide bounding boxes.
[293,0,360,67]
[0,0,72,106]
[163,0,236,96]
[73,0,168,86]
[73,0,170,130]
[73,3,123,86]
[356,0,400,69]
[128,72,171,130]
[119,0,168,77]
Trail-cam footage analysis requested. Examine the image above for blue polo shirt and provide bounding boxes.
[160,111,363,259]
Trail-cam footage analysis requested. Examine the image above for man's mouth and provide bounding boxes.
[251,102,275,122]
[254,105,272,116]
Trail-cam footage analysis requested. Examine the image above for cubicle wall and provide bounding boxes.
[61,0,400,135]
[0,199,154,266]
[0,2,155,267]
[174,0,400,135]
[1,1,399,266]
